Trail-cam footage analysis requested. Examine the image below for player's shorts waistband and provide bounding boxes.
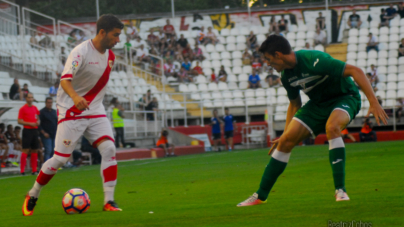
[58,114,107,124]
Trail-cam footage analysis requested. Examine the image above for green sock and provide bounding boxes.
[256,157,288,201]
[329,147,346,192]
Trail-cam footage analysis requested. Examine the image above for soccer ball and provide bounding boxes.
[62,188,91,214]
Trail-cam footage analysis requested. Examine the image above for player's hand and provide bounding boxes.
[72,96,90,111]
[43,132,50,138]
[369,102,389,125]
[268,138,279,155]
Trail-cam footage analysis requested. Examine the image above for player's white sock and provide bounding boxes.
[29,157,65,198]
[99,140,117,204]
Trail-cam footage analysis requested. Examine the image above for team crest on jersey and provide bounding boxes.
[109,60,114,68]
[63,139,71,147]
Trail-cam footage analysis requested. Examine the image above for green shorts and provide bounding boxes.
[293,95,361,138]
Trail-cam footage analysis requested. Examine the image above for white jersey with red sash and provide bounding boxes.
[57,39,115,123]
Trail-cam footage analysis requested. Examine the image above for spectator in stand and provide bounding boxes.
[205,27,218,45]
[165,59,176,78]
[218,65,228,82]
[366,73,378,92]
[163,19,176,39]
[192,61,203,76]
[182,44,193,60]
[196,26,206,45]
[136,44,150,63]
[132,36,146,49]
[112,103,125,148]
[174,43,184,62]
[398,38,404,57]
[81,137,101,165]
[359,118,377,142]
[0,123,9,168]
[367,64,379,84]
[242,48,252,65]
[9,78,23,101]
[316,12,326,30]
[67,30,77,46]
[126,21,139,39]
[145,97,159,121]
[248,68,261,89]
[268,16,279,34]
[181,58,192,72]
[304,42,313,50]
[386,4,397,19]
[347,9,362,28]
[147,30,159,48]
[39,97,57,161]
[177,34,188,48]
[49,81,59,97]
[156,128,176,157]
[211,68,217,83]
[39,33,53,49]
[247,31,258,49]
[5,124,20,151]
[223,107,236,151]
[21,83,30,100]
[252,46,261,59]
[17,93,40,175]
[251,57,262,73]
[313,27,327,47]
[124,36,132,54]
[146,89,152,103]
[278,15,289,33]
[210,109,223,152]
[14,126,22,149]
[265,67,281,87]
[157,28,165,40]
[398,3,404,18]
[57,56,66,77]
[396,97,404,122]
[138,94,147,110]
[193,43,205,61]
[366,33,379,52]
[379,8,391,28]
[178,66,193,82]
[341,128,356,142]
[76,30,87,45]
[29,31,38,48]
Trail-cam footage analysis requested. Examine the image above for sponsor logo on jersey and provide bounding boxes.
[288,76,298,82]
[290,75,329,93]
[63,139,72,147]
[109,60,114,68]
[313,58,319,67]
[342,105,350,108]
[72,60,79,70]
[89,62,99,65]
[332,159,343,164]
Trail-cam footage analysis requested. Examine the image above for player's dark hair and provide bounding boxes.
[225,107,229,111]
[45,97,53,102]
[96,14,124,34]
[15,126,21,130]
[259,35,292,56]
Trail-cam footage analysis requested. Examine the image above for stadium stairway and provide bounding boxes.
[325,43,347,62]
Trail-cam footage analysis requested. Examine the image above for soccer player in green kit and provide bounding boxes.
[237,35,388,206]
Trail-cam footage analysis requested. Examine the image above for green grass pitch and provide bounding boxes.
[1,141,403,227]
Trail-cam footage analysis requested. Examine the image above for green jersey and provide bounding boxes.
[281,50,360,104]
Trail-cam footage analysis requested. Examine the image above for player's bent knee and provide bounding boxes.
[326,124,341,139]
[98,140,116,160]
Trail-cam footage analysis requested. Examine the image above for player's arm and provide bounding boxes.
[17,119,37,127]
[60,80,89,111]
[343,64,388,125]
[285,95,302,131]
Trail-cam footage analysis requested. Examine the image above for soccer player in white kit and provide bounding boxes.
[22,14,124,216]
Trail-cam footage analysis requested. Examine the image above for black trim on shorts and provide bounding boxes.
[22,128,39,150]
[212,133,221,140]
[224,130,234,139]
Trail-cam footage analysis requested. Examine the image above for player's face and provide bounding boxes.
[263,52,286,72]
[103,28,121,49]
[26,94,34,105]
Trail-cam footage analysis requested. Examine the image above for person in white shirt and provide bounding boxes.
[304,42,313,50]
[131,37,147,49]
[126,21,139,39]
[313,27,327,46]
[366,33,379,52]
[22,14,124,216]
[136,44,150,62]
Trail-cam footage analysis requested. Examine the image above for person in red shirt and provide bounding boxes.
[251,57,262,73]
[163,19,176,39]
[0,123,9,168]
[17,92,40,175]
[156,128,175,157]
[192,61,203,75]
[211,68,217,83]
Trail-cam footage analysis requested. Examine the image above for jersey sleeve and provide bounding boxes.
[61,48,83,81]
[311,51,346,78]
[18,107,23,120]
[281,74,300,100]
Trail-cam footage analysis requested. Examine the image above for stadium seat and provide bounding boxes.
[348,28,359,37]
[222,91,233,99]
[255,97,266,105]
[367,50,377,59]
[387,66,398,74]
[358,28,369,36]
[378,50,388,59]
[398,81,404,89]
[232,51,242,59]
[227,74,238,82]
[221,59,232,68]
[196,75,208,84]
[386,74,398,82]
[220,51,231,59]
[232,90,244,98]
[233,98,245,106]
[388,50,398,58]
[218,82,228,90]
[388,42,399,50]
[286,32,296,40]
[226,36,236,44]
[198,83,208,92]
[215,44,225,52]
[399,65,404,73]
[378,34,388,43]
[386,90,397,99]
[295,39,305,47]
[378,66,387,75]
[386,82,397,90]
[236,43,247,51]
[277,96,289,104]
[221,29,230,36]
[242,65,252,74]
[239,81,249,89]
[255,88,265,97]
[232,59,242,66]
[377,58,387,66]
[358,36,368,44]
[257,34,266,44]
[306,31,315,40]
[238,74,248,81]
[266,88,276,96]
[211,91,223,99]
[366,59,377,67]
[226,43,236,51]
[228,82,238,90]
[389,34,399,42]
[314,45,324,52]
[232,66,242,75]
[244,89,255,98]
[357,51,367,59]
[191,93,202,100]
[202,61,212,68]
[356,59,367,67]
[378,42,388,51]
[206,44,215,52]
[387,58,398,66]
[348,36,358,44]
[398,73,404,81]
[210,52,220,60]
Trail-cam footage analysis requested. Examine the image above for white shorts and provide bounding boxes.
[54,117,114,161]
